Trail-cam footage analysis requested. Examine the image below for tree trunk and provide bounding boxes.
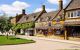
[6,32,9,39]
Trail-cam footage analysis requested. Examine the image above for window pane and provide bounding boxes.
[68,12,70,17]
[77,11,80,16]
[71,12,73,17]
[74,11,77,17]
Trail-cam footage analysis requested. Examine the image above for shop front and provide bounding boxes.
[52,21,65,36]
[25,28,34,36]
[65,26,80,37]
[35,21,54,36]
[35,27,48,36]
[65,20,80,38]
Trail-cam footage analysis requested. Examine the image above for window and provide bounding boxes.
[77,11,80,16]
[68,11,80,18]
[71,12,73,17]
[74,11,77,17]
[68,12,70,17]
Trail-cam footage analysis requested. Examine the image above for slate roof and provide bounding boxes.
[66,0,80,10]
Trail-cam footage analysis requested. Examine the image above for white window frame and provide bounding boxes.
[68,11,80,18]
[77,10,80,17]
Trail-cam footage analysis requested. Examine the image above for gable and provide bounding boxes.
[52,9,65,21]
[36,11,58,22]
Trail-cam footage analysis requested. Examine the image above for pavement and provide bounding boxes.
[17,35,80,45]
[0,35,80,50]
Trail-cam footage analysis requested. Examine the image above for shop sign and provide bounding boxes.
[54,23,63,29]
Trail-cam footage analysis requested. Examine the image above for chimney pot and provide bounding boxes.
[58,0,63,10]
[22,9,25,14]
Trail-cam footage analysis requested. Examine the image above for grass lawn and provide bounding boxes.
[0,35,35,45]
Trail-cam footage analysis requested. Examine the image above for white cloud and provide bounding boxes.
[47,0,67,5]
[12,1,30,9]
[34,8,56,12]
[0,1,30,16]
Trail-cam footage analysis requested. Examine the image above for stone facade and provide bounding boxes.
[12,0,80,40]
[10,17,16,25]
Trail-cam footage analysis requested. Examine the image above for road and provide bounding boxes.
[0,35,80,50]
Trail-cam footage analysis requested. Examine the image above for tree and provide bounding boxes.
[0,16,12,39]
[11,22,35,35]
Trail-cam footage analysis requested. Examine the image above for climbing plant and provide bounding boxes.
[12,22,35,31]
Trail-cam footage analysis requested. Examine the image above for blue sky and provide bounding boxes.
[0,0,69,17]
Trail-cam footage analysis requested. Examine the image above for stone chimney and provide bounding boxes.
[58,0,63,10]
[22,9,25,14]
[42,5,45,11]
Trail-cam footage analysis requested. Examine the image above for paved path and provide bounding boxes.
[0,35,80,50]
